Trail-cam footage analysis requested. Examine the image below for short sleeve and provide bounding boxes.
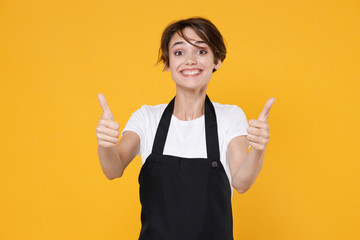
[224,106,250,149]
[121,106,147,156]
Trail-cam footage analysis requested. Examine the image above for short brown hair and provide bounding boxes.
[157,17,226,72]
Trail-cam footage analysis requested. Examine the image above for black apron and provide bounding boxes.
[138,95,234,240]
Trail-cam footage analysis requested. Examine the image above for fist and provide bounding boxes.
[96,93,120,148]
[247,98,275,151]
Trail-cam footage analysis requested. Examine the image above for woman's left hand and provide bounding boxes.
[247,98,275,151]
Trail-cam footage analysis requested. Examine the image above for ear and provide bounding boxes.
[164,63,170,72]
[214,58,221,70]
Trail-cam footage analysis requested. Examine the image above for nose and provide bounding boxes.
[185,53,197,65]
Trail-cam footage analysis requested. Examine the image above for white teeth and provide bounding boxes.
[181,70,200,75]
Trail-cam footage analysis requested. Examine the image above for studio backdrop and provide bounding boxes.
[0,0,359,239]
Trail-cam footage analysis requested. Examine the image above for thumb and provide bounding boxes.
[258,97,275,121]
[98,93,114,120]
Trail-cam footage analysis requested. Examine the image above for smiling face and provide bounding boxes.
[166,27,221,93]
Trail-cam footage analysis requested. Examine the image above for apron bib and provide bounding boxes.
[138,95,234,240]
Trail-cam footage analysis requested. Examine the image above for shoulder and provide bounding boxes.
[211,101,249,145]
[123,103,167,135]
[212,101,247,119]
[130,103,168,122]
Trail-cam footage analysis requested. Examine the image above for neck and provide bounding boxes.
[173,88,207,121]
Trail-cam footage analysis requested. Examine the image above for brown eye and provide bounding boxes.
[198,49,207,54]
[175,51,183,56]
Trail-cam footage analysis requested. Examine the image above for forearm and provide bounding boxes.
[232,148,265,193]
[98,146,124,180]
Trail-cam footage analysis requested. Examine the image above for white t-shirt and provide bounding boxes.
[121,101,249,199]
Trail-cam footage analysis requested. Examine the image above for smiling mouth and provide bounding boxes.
[180,69,202,76]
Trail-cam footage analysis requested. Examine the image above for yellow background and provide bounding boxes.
[1,0,359,239]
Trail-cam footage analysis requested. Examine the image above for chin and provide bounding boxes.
[172,73,211,91]
[175,81,208,92]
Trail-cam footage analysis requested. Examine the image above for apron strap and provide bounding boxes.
[151,96,175,156]
[204,95,221,161]
[151,95,220,161]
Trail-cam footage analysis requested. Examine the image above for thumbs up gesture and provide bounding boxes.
[247,98,275,151]
[96,93,121,148]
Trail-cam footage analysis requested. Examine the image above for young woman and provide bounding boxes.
[96,17,274,240]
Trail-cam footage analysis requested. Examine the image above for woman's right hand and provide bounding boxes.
[96,93,120,148]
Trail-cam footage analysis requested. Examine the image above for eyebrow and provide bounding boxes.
[171,40,208,49]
